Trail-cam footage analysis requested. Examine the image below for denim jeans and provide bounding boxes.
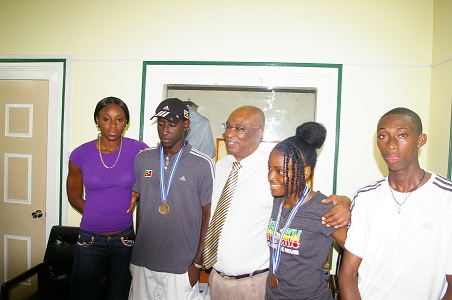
[71,227,135,300]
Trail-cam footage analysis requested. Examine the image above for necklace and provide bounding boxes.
[164,156,170,172]
[280,205,293,221]
[98,135,122,169]
[389,169,425,214]
[271,187,310,288]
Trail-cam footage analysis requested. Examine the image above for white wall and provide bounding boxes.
[429,0,452,176]
[1,0,449,226]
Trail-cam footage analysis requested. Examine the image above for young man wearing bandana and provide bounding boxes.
[129,98,214,300]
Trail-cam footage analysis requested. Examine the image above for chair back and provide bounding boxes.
[38,226,79,296]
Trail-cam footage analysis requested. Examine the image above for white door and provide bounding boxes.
[0,60,68,299]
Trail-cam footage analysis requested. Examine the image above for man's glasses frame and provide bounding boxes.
[222,122,261,134]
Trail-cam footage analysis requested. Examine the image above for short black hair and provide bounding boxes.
[382,107,422,133]
[93,96,130,125]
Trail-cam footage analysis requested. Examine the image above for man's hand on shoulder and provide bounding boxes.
[321,195,351,228]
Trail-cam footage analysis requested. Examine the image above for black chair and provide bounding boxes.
[1,225,106,300]
[329,247,343,300]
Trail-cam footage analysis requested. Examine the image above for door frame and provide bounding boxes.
[140,61,342,195]
[0,56,72,240]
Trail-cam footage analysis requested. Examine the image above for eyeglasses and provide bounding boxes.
[222,123,261,134]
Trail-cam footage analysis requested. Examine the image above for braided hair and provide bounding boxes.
[273,122,326,200]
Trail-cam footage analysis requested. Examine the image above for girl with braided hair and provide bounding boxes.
[265,122,347,299]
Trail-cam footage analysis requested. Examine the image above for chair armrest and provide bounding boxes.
[329,274,340,299]
[0,263,43,300]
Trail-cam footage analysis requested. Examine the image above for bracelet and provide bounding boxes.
[192,261,203,269]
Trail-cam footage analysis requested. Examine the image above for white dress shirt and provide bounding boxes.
[211,145,274,275]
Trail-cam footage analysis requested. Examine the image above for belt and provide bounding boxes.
[216,268,269,280]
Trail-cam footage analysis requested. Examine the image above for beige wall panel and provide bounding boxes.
[6,156,29,201]
[6,237,29,280]
[7,105,32,135]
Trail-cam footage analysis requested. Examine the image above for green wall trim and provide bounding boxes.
[59,60,67,225]
[333,65,343,194]
[139,61,148,142]
[143,60,342,69]
[140,61,342,194]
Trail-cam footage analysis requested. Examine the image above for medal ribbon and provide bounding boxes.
[271,186,310,275]
[159,143,185,204]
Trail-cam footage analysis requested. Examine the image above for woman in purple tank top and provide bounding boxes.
[67,97,147,300]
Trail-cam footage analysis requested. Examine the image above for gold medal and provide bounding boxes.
[159,203,170,215]
[270,274,278,289]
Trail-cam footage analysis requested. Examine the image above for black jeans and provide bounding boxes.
[71,226,135,300]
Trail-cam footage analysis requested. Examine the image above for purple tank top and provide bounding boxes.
[70,137,147,232]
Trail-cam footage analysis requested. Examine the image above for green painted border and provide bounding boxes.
[0,58,67,224]
[141,61,343,194]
